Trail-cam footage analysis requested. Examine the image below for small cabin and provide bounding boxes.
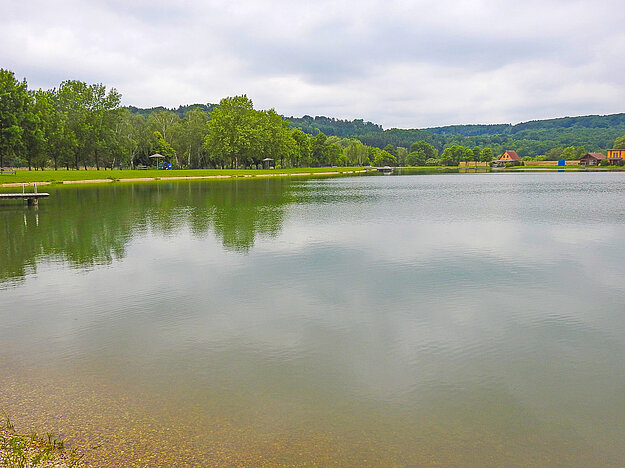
[607,149,625,166]
[491,150,521,167]
[579,152,606,166]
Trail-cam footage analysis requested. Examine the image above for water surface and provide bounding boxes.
[1,173,625,466]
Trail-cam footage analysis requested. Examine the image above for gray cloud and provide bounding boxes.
[1,0,624,127]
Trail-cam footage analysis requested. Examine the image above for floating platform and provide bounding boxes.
[0,192,50,205]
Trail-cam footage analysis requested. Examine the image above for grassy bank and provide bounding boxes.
[0,167,373,186]
[1,414,83,467]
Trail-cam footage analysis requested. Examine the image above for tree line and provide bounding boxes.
[0,69,388,170]
[2,68,624,171]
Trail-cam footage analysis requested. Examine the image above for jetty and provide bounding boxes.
[0,184,49,205]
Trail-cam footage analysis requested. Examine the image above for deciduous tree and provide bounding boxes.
[0,69,29,167]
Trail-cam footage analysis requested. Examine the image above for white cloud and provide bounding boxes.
[1,0,624,127]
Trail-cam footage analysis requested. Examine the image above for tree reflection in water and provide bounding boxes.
[0,178,293,284]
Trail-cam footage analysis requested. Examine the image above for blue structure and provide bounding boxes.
[558,160,565,166]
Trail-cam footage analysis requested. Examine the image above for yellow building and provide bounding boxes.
[607,149,625,166]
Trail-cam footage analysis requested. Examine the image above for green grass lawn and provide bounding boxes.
[0,167,372,184]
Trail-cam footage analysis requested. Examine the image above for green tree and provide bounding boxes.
[441,145,471,166]
[169,108,209,168]
[405,151,426,166]
[546,147,564,161]
[91,84,122,170]
[45,90,76,171]
[614,134,625,149]
[383,144,397,156]
[152,131,176,163]
[0,69,29,167]
[113,108,150,169]
[252,109,296,168]
[560,146,577,160]
[311,132,329,166]
[409,140,438,159]
[396,146,408,166]
[327,142,342,166]
[291,128,312,167]
[480,147,494,165]
[184,108,210,168]
[148,110,179,143]
[373,150,397,166]
[204,95,256,168]
[343,140,369,166]
[470,146,483,167]
[53,80,121,170]
[22,90,50,170]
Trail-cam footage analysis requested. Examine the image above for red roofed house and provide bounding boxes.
[579,152,606,166]
[491,150,522,167]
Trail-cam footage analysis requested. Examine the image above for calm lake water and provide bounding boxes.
[1,172,625,467]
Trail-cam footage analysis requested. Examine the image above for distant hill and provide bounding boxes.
[425,113,625,136]
[286,115,383,137]
[424,123,512,137]
[127,103,217,118]
[286,113,625,155]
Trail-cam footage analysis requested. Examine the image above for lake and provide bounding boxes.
[1,172,624,467]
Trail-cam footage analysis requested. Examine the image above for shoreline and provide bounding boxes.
[3,165,624,189]
[0,427,85,467]
[0,169,372,188]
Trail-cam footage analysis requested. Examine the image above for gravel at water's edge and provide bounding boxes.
[1,428,87,467]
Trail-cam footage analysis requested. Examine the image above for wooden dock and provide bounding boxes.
[0,192,49,205]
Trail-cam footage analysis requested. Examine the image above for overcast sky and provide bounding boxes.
[2,0,624,128]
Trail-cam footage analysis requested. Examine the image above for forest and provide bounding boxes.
[1,68,625,171]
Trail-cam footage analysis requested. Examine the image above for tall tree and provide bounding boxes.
[54,80,121,170]
[179,107,209,168]
[291,128,312,167]
[480,147,494,165]
[344,139,369,166]
[152,131,176,163]
[148,110,179,143]
[441,145,472,166]
[204,95,255,168]
[22,90,50,170]
[406,150,426,166]
[311,132,329,166]
[253,109,296,168]
[0,69,29,167]
[373,149,397,166]
[112,108,148,169]
[410,140,438,159]
[89,84,122,170]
